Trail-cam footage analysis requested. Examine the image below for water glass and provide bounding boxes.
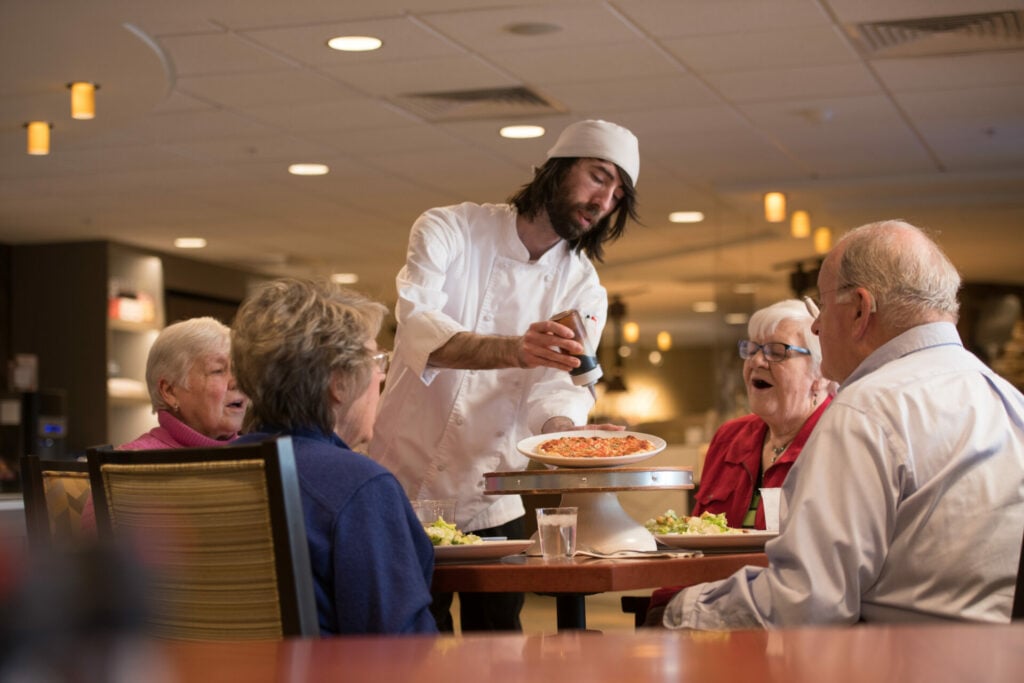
[536,506,578,559]
[413,499,456,526]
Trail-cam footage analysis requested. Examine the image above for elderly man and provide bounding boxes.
[370,120,640,631]
[661,219,1024,628]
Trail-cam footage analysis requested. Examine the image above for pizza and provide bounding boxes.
[536,434,655,459]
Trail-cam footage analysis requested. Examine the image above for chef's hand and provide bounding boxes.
[517,319,585,370]
[542,417,627,434]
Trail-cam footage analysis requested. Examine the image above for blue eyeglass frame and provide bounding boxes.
[737,340,812,362]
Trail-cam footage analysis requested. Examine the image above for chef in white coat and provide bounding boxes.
[369,120,641,632]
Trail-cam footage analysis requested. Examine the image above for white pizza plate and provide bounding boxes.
[516,430,666,468]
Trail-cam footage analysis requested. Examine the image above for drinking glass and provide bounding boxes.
[536,506,578,559]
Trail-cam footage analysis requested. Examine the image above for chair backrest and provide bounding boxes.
[20,454,93,550]
[86,436,319,640]
[1013,526,1024,621]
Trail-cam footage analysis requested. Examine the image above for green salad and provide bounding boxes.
[423,517,482,546]
[644,510,741,535]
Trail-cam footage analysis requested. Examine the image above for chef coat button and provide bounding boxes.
[455,416,464,425]
[496,430,505,438]
[483,314,493,322]
[438,464,447,472]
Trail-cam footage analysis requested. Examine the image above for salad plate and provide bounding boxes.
[655,530,777,551]
[516,430,666,468]
[433,539,533,561]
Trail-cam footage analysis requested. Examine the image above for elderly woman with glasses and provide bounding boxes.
[694,299,835,529]
[231,278,437,636]
[644,299,835,624]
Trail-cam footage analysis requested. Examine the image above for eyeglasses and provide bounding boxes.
[371,350,391,374]
[738,340,811,362]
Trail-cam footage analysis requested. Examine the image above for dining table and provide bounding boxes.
[431,550,769,630]
[154,622,1024,683]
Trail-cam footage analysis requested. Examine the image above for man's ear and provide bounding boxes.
[850,287,875,337]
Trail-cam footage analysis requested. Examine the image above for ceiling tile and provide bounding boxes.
[493,41,683,85]
[707,63,879,103]
[419,3,639,51]
[874,51,1024,92]
[241,16,462,66]
[549,74,721,112]
[178,69,359,108]
[159,32,295,76]
[322,55,517,97]
[616,0,832,37]
[662,25,861,74]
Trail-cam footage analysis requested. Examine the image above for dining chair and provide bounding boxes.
[86,436,319,640]
[20,454,95,551]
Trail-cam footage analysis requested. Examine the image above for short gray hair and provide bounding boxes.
[748,299,824,376]
[231,278,387,435]
[834,219,961,329]
[146,317,231,412]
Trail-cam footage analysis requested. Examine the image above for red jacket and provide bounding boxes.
[648,397,832,611]
[694,396,832,530]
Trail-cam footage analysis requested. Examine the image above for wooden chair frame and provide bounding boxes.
[86,436,319,638]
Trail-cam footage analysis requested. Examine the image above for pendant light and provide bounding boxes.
[68,82,99,120]
[814,227,833,254]
[764,192,786,223]
[790,210,811,238]
[25,121,52,155]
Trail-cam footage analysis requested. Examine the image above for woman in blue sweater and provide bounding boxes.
[231,277,437,635]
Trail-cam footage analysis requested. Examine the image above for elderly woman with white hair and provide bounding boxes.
[80,317,248,532]
[644,299,834,623]
[692,298,835,529]
[121,316,249,449]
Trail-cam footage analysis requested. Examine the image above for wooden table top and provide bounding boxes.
[160,622,1024,682]
[431,551,768,594]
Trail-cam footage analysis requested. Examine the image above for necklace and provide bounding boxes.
[768,441,791,465]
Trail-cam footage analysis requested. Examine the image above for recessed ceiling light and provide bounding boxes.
[327,35,383,52]
[500,125,545,139]
[289,163,329,176]
[669,211,704,223]
[174,237,207,249]
[331,273,359,284]
[693,301,717,313]
[724,313,750,325]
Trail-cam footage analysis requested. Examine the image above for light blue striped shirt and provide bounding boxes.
[666,322,1024,627]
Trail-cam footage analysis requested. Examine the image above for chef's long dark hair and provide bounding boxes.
[508,157,639,263]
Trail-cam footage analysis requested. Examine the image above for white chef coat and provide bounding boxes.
[665,322,1024,628]
[368,202,606,531]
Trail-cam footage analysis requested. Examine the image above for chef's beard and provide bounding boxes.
[547,194,603,242]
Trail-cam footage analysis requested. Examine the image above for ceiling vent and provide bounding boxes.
[391,86,565,122]
[849,10,1024,58]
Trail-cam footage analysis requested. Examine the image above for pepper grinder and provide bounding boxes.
[550,309,603,399]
